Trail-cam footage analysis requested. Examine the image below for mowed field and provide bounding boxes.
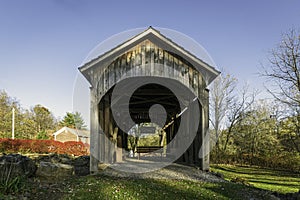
[211,164,300,194]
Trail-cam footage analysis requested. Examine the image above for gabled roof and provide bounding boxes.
[53,127,90,138]
[79,26,220,85]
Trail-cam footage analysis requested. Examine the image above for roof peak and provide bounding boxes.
[79,27,220,85]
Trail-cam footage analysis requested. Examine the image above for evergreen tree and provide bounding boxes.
[60,112,87,130]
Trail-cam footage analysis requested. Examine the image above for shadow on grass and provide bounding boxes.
[212,165,300,178]
[211,164,300,194]
[62,174,271,200]
[63,175,207,200]
[248,179,299,187]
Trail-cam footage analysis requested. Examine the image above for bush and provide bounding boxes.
[0,138,89,156]
[63,141,88,156]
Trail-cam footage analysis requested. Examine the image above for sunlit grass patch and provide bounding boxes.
[211,164,300,193]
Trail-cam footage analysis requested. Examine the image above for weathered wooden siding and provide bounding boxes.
[88,40,207,105]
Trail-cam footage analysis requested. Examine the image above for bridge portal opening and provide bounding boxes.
[97,78,204,165]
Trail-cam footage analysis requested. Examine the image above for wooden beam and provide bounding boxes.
[90,89,99,174]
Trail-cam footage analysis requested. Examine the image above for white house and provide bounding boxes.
[53,127,90,144]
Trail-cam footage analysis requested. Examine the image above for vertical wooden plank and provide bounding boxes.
[168,53,174,77]
[166,127,170,154]
[135,45,140,76]
[203,89,210,170]
[183,111,189,164]
[142,40,149,76]
[141,41,146,66]
[187,105,194,164]
[158,47,164,64]
[108,63,114,89]
[114,60,120,83]
[104,95,110,163]
[154,44,158,63]
[99,98,105,163]
[121,54,129,78]
[178,60,183,81]
[182,62,189,87]
[145,42,156,76]
[114,127,122,162]
[90,89,99,174]
[199,106,205,169]
[137,42,144,76]
[174,57,179,82]
[193,71,199,96]
[188,66,193,91]
[193,102,202,166]
[150,45,158,76]
[101,70,104,93]
[108,102,115,163]
[170,123,174,145]
[103,69,108,92]
[175,119,184,163]
[97,74,103,98]
[163,50,169,78]
[145,40,151,65]
[162,51,169,77]
[118,57,124,79]
[135,44,142,67]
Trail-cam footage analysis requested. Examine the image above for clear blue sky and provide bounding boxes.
[0,0,299,123]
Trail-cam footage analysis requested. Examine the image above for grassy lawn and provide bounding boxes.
[60,175,273,200]
[211,164,300,194]
[2,164,299,199]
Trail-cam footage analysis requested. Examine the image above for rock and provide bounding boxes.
[35,154,73,165]
[36,161,74,181]
[73,156,90,176]
[0,154,37,179]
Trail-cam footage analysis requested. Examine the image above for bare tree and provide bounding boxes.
[222,84,257,152]
[209,73,237,152]
[262,28,300,152]
[263,28,300,108]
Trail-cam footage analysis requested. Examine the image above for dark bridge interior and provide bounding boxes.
[98,77,203,165]
[129,83,181,125]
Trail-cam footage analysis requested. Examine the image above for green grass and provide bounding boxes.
[61,175,272,200]
[2,164,298,199]
[211,164,300,194]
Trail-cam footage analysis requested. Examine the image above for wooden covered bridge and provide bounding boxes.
[79,27,220,173]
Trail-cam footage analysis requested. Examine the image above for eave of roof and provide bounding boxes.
[79,26,220,85]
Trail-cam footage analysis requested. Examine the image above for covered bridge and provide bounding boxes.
[79,27,220,173]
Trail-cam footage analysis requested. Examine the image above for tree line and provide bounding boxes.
[210,28,300,171]
[0,92,86,140]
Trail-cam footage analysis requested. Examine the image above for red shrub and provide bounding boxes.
[18,139,32,153]
[0,138,11,152]
[60,141,88,156]
[0,138,89,156]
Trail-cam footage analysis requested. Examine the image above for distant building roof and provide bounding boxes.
[53,127,90,138]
